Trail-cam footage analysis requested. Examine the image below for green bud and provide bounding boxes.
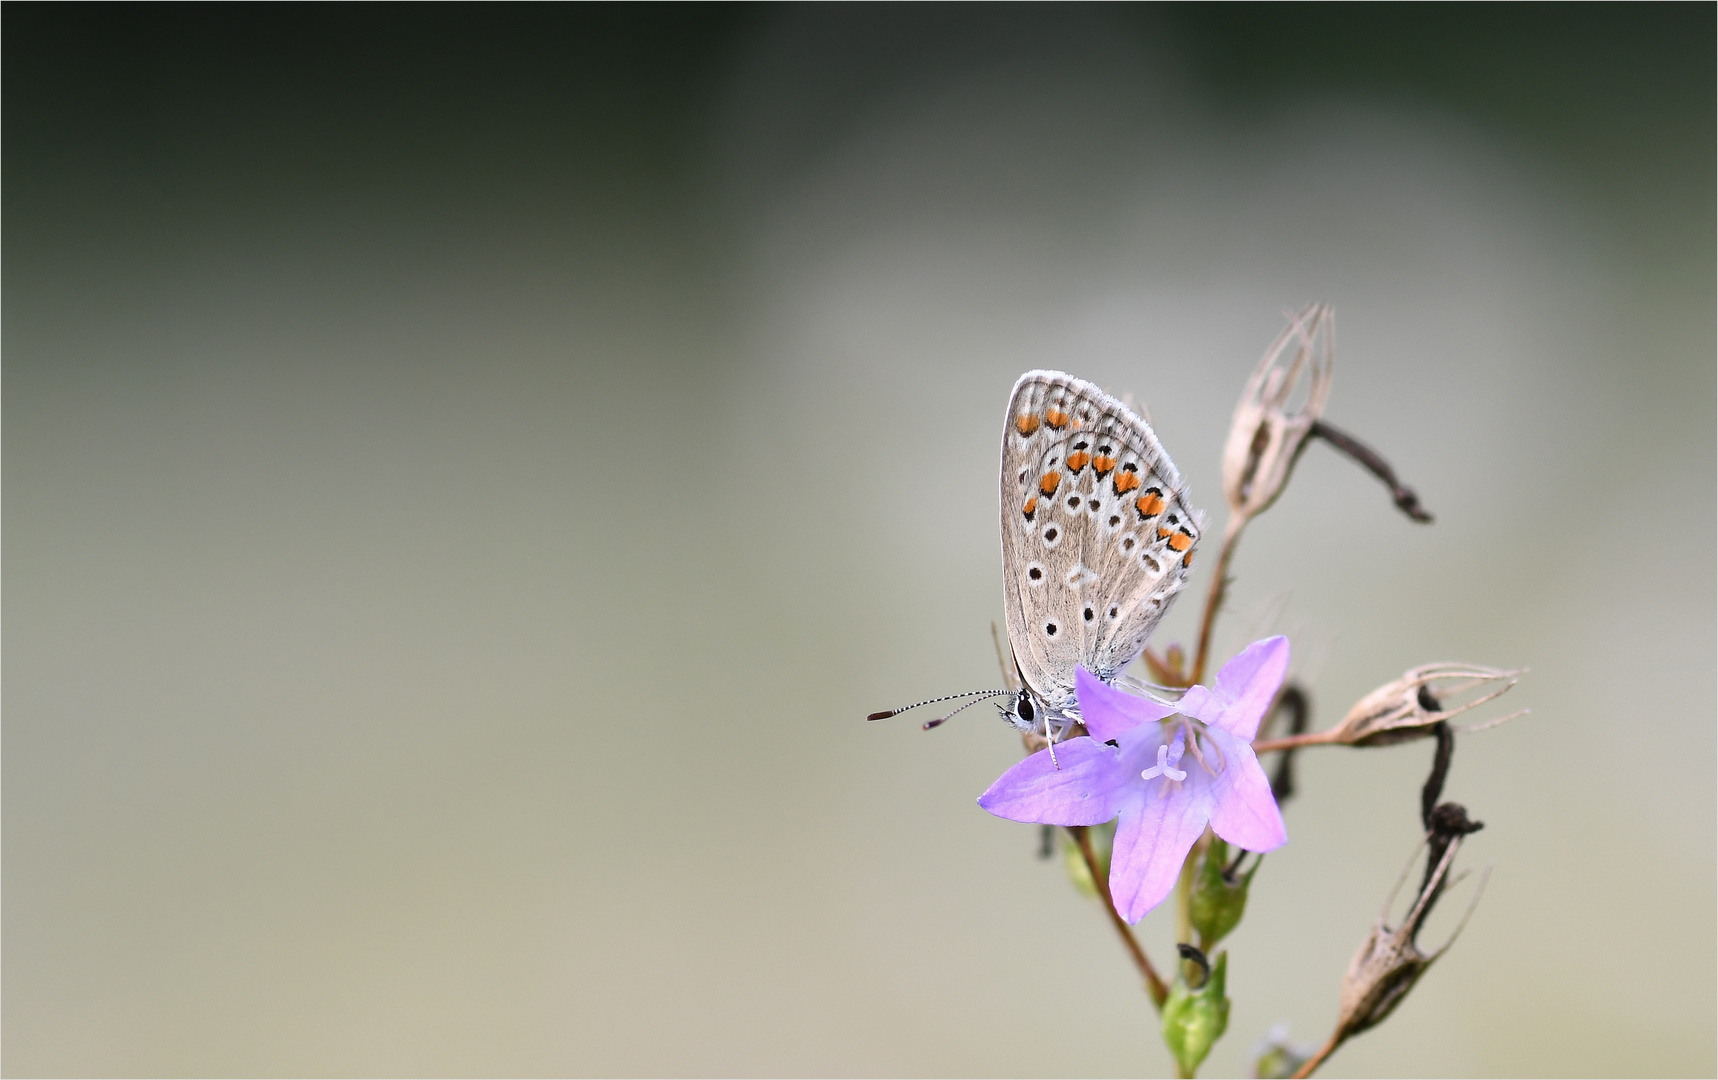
[1061,820,1115,899]
[1250,1024,1311,1079]
[1190,838,1259,949]
[1162,949,1229,1077]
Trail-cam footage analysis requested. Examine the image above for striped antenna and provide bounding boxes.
[920,693,1007,731]
[867,689,1009,722]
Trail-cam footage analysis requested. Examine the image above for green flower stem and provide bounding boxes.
[1174,835,1204,982]
[1070,826,1168,1009]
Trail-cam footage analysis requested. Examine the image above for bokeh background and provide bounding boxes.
[6,7,1713,1077]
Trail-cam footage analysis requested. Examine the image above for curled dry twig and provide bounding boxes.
[1308,419,1434,523]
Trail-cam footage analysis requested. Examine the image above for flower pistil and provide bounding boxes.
[1141,737,1188,783]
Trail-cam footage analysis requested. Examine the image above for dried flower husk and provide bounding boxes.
[1333,664,1526,747]
[1335,836,1489,1040]
[1221,304,1335,526]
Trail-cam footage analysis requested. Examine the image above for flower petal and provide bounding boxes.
[1205,727,1287,852]
[1075,666,1178,742]
[1107,777,1215,923]
[977,737,1133,827]
[1179,636,1290,741]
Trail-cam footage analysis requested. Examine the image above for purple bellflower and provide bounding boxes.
[979,637,1291,922]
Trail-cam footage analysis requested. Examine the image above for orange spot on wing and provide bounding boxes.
[1183,549,1195,568]
[1156,526,1172,541]
[1092,454,1116,477]
[1044,409,1070,429]
[1038,471,1062,496]
[1113,471,1141,495]
[1015,414,1040,436]
[1022,497,1038,520]
[1134,491,1165,519]
[1168,529,1193,552]
[1066,450,1091,472]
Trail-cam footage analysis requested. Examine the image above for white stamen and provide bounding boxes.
[1141,743,1187,783]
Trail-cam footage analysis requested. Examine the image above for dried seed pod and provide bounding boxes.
[1221,304,1335,526]
[1332,664,1526,747]
[1335,831,1489,1041]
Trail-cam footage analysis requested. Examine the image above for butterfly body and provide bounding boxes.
[998,370,1201,738]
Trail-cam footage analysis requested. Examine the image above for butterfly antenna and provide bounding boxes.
[867,690,1008,722]
[921,692,1008,731]
[991,621,1018,693]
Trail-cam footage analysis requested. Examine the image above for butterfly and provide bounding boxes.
[871,370,1202,743]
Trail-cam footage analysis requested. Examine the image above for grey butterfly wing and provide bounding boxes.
[999,371,1201,715]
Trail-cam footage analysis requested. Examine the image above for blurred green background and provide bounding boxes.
[6,6,1712,1076]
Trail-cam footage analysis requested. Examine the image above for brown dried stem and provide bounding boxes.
[1290,1029,1344,1079]
[1190,520,1244,687]
[1070,825,1169,1008]
[1252,730,1343,755]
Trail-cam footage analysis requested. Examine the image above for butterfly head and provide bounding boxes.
[998,684,1083,742]
[999,687,1038,732]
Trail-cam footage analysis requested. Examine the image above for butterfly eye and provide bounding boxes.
[1016,695,1035,724]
